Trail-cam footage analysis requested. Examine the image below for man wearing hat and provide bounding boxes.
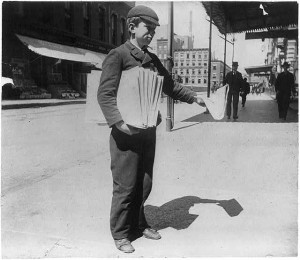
[98,5,203,253]
[224,61,244,120]
[275,61,295,120]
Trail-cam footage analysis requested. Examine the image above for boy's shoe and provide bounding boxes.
[114,238,135,253]
[142,228,161,240]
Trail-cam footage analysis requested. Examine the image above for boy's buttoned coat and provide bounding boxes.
[98,40,195,127]
[97,40,196,240]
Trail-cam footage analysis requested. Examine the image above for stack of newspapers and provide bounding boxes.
[117,66,164,129]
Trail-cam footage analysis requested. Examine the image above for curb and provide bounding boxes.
[1,100,86,110]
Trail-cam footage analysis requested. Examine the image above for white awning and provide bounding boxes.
[16,34,106,69]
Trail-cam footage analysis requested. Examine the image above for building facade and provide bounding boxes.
[2,1,133,99]
[173,49,231,91]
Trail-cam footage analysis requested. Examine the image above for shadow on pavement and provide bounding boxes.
[181,100,298,124]
[144,196,243,231]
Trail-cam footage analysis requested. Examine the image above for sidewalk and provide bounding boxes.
[2,93,298,257]
[1,98,86,110]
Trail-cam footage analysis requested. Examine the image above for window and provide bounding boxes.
[98,6,105,41]
[198,69,201,74]
[198,78,201,83]
[186,69,189,74]
[120,18,126,43]
[83,3,91,37]
[204,79,207,83]
[187,53,189,59]
[181,62,184,66]
[192,54,195,59]
[180,70,183,75]
[185,77,189,84]
[213,65,217,70]
[198,54,201,59]
[212,73,216,78]
[174,53,178,58]
[180,53,184,58]
[204,54,207,59]
[175,62,178,67]
[111,13,118,45]
[192,69,195,75]
[204,63,207,66]
[65,2,73,32]
[192,63,195,66]
[198,62,201,66]
[186,63,189,66]
[204,70,207,74]
[192,79,195,84]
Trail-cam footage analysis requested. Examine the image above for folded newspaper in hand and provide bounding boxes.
[117,66,164,129]
[197,84,229,120]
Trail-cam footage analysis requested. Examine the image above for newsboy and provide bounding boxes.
[97,5,202,253]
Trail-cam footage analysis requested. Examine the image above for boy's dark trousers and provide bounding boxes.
[109,126,156,240]
[226,90,239,118]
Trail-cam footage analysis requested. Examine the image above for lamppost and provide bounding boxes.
[231,34,236,63]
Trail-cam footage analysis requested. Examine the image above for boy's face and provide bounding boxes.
[132,20,156,47]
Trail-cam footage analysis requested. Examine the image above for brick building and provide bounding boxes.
[2,1,133,99]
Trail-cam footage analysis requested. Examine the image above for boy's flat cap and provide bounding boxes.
[127,5,160,26]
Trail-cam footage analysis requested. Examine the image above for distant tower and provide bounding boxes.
[189,11,194,46]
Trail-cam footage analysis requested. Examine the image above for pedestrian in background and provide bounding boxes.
[275,61,295,120]
[240,77,250,107]
[224,61,244,120]
[97,5,203,254]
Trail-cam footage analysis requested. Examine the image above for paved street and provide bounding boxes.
[1,93,298,257]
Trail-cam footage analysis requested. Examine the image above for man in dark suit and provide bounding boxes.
[275,61,295,120]
[224,62,244,120]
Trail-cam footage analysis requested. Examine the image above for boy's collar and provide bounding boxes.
[125,40,153,65]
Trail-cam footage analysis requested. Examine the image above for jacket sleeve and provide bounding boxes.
[97,49,123,127]
[153,55,196,104]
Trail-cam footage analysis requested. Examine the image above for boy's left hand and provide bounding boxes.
[194,96,205,107]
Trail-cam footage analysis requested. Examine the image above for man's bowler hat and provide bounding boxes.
[127,5,160,26]
[282,61,290,68]
[232,62,239,67]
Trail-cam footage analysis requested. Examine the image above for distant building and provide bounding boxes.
[173,49,230,91]
[149,24,193,67]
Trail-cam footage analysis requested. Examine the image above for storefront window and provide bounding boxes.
[111,13,118,45]
[83,3,91,37]
[98,6,106,41]
[120,18,126,43]
[65,2,73,32]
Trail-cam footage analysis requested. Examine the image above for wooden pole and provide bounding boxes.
[223,32,227,83]
[166,1,174,132]
[207,2,213,98]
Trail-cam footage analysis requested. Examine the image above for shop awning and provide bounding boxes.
[16,34,106,69]
[202,1,298,35]
[244,65,274,74]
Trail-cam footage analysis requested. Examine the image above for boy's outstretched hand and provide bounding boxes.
[193,96,206,107]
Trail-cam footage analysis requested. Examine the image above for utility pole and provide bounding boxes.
[166,1,174,132]
[223,31,227,84]
[207,2,213,98]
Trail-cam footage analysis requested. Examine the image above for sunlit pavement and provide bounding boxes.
[1,93,298,257]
